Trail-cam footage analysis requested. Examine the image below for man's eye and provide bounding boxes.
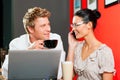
[40,24,46,27]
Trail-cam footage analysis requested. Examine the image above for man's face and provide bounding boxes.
[29,17,51,41]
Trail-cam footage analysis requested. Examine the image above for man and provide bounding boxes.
[2,7,66,79]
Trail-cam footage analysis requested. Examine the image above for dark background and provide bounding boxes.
[0,0,3,48]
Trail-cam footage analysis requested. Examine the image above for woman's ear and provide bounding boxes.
[87,21,93,29]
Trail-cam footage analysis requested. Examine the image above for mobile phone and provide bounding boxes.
[72,31,76,39]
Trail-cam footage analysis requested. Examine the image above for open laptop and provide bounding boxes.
[8,49,61,80]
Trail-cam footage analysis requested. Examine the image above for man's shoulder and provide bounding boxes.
[10,34,28,44]
[50,33,61,39]
[50,33,60,36]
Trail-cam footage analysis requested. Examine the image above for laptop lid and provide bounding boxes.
[8,49,61,80]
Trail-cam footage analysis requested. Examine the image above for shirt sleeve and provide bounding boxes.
[98,46,116,74]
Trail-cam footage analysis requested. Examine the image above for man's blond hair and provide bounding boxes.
[23,7,51,33]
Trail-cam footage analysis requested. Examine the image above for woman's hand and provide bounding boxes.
[68,31,78,50]
[67,31,78,62]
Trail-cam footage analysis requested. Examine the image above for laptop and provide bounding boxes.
[8,49,62,80]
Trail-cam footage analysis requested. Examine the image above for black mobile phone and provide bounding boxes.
[72,31,76,39]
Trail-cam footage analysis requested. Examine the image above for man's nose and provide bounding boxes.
[46,25,51,31]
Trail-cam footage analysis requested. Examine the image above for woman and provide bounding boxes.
[67,9,115,80]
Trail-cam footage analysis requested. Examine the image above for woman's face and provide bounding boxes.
[72,16,90,39]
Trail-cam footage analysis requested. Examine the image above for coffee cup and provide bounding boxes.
[44,39,58,48]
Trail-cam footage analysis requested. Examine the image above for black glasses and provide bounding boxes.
[71,21,84,28]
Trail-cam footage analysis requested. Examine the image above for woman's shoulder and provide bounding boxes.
[97,44,113,57]
[98,44,112,52]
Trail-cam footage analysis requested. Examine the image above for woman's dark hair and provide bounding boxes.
[75,8,101,29]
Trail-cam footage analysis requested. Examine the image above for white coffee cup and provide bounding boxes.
[62,61,73,80]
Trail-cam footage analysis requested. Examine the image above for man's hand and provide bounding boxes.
[28,40,45,50]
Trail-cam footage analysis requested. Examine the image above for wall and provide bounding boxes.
[2,0,12,49]
[96,0,120,79]
[70,0,120,79]
[0,0,3,48]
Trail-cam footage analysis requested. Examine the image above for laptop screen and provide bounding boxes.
[8,49,61,80]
